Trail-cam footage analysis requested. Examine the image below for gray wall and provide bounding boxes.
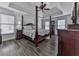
[23,14,35,25]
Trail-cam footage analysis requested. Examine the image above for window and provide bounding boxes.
[38,17,42,29]
[45,21,49,30]
[0,14,15,34]
[57,20,65,29]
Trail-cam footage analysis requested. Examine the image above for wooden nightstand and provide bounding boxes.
[16,30,23,40]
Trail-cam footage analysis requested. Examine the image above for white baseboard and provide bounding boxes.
[2,37,15,42]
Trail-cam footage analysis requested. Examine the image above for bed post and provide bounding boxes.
[35,6,39,47]
[21,15,24,38]
[22,15,23,33]
[50,16,52,38]
[72,2,77,24]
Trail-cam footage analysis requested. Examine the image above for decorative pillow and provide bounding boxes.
[23,26,32,30]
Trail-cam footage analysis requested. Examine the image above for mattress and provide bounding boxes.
[23,29,35,40]
[38,29,49,36]
[23,29,49,40]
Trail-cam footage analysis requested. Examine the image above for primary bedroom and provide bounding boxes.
[0,2,79,56]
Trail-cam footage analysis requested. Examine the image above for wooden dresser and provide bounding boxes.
[58,29,79,56]
[16,30,23,40]
[68,24,79,30]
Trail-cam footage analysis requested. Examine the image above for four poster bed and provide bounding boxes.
[22,4,52,47]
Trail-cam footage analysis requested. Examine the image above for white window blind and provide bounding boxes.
[57,20,65,29]
[45,22,49,30]
[0,14,15,34]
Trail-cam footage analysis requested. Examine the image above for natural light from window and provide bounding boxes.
[58,20,65,29]
[0,14,15,34]
[45,21,49,30]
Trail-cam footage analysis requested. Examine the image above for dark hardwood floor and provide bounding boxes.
[0,36,58,56]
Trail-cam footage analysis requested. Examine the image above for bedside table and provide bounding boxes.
[16,30,23,40]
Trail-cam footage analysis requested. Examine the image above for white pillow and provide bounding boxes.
[24,26,32,30]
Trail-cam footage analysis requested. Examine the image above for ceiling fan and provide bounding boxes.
[39,2,50,12]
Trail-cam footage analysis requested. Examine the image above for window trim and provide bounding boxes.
[57,19,66,29]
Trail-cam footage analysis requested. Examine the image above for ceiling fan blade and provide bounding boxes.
[43,4,46,8]
[40,3,46,10]
[44,8,50,10]
[40,2,45,9]
[40,2,50,12]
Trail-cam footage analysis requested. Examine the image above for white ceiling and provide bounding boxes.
[0,2,74,15]
[0,2,9,7]
[9,2,74,15]
[0,2,27,14]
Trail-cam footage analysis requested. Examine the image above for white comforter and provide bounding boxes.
[23,29,49,40]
